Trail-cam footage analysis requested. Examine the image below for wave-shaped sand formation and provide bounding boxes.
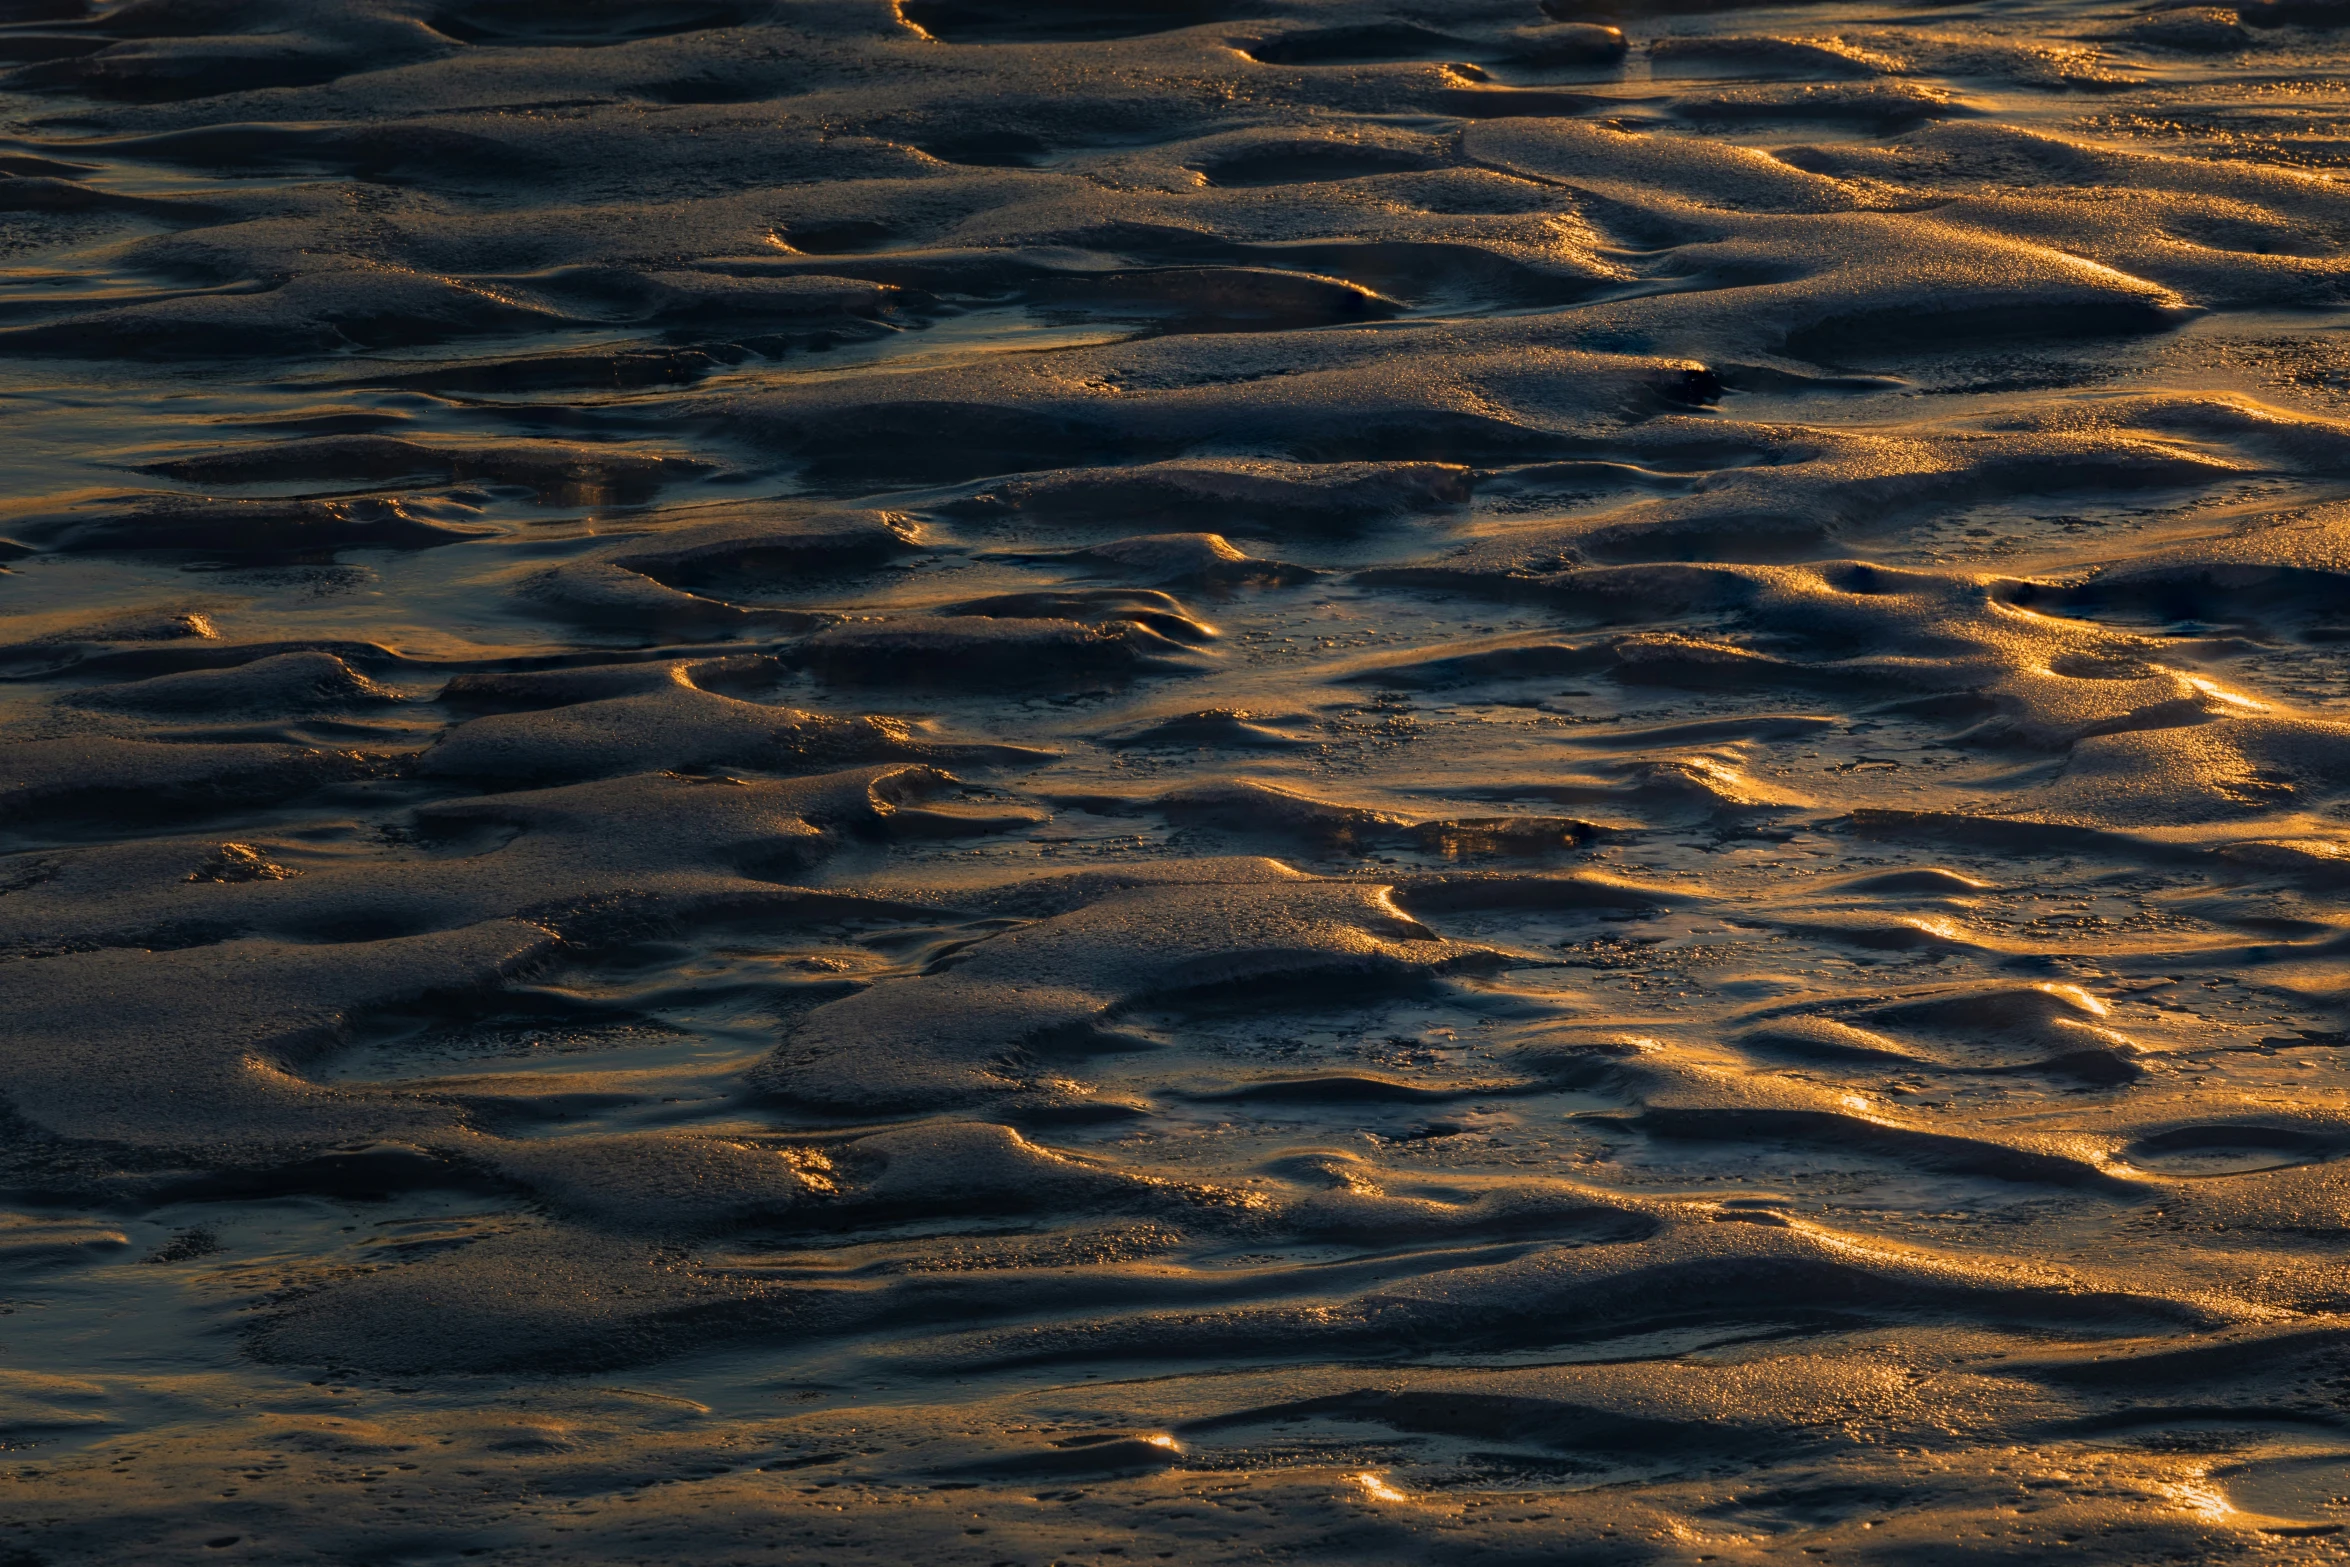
[7,0,2350,1558]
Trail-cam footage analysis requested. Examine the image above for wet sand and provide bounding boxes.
[7,0,2350,1560]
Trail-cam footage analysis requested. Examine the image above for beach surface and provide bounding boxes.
[7,0,2350,1559]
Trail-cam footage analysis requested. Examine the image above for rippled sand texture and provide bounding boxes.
[11,0,2350,1560]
